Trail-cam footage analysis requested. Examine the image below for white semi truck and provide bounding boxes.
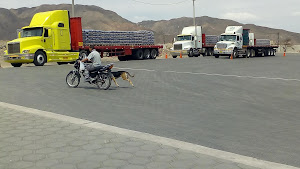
[214,26,278,59]
[170,26,218,58]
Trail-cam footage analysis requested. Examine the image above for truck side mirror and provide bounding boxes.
[174,38,176,42]
[18,32,21,38]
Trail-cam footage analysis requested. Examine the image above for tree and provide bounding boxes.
[282,38,293,52]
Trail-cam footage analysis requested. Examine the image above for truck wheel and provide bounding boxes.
[172,56,178,58]
[261,50,265,57]
[246,49,251,58]
[34,51,47,66]
[11,63,22,67]
[204,50,208,56]
[251,49,255,57]
[150,49,158,59]
[208,49,213,56]
[233,49,238,58]
[118,56,128,61]
[79,50,88,59]
[134,49,144,60]
[214,55,219,58]
[188,49,193,57]
[143,49,151,59]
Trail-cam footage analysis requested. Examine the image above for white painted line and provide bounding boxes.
[114,67,300,82]
[0,101,299,169]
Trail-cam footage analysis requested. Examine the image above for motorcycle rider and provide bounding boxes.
[80,45,102,82]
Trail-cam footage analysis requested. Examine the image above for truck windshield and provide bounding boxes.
[220,35,237,42]
[177,35,192,41]
[21,27,43,38]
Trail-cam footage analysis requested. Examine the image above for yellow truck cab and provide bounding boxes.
[4,10,79,67]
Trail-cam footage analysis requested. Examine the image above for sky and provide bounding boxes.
[1,0,300,33]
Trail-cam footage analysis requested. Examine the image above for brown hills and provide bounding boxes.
[0,4,299,45]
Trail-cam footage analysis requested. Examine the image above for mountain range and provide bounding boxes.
[0,4,299,45]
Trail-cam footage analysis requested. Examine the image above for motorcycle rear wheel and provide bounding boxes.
[96,73,111,90]
[66,71,80,88]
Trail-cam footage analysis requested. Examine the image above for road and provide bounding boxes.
[0,54,299,167]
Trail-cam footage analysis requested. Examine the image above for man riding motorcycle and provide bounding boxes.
[80,45,102,82]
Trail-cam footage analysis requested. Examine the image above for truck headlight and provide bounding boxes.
[22,50,30,54]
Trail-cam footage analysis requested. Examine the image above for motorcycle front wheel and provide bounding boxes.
[96,73,111,90]
[66,71,80,88]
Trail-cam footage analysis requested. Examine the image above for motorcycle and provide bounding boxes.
[66,59,114,90]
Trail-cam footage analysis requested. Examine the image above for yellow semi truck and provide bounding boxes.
[4,10,79,67]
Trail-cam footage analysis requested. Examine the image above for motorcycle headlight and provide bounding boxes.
[22,50,30,54]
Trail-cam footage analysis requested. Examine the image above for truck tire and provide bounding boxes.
[246,49,251,58]
[208,49,213,56]
[233,49,238,58]
[172,55,178,58]
[188,49,193,57]
[118,56,129,61]
[251,49,255,57]
[214,55,219,58]
[261,50,265,57]
[204,49,208,56]
[11,63,22,67]
[79,50,88,59]
[143,49,151,59]
[34,51,47,66]
[134,49,144,60]
[150,49,158,59]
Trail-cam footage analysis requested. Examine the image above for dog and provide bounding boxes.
[111,71,134,87]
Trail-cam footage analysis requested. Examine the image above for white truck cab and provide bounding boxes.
[214,26,243,57]
[171,26,202,57]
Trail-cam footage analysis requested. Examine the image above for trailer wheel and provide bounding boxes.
[251,49,255,57]
[34,51,47,66]
[118,56,127,61]
[143,49,151,59]
[11,63,22,67]
[208,49,213,56]
[150,49,158,59]
[261,50,265,57]
[134,49,144,60]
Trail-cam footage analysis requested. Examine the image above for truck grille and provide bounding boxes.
[217,43,227,49]
[174,44,182,50]
[8,43,20,54]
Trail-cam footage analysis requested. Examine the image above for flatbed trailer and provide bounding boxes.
[214,45,278,58]
[70,17,163,61]
[79,45,163,61]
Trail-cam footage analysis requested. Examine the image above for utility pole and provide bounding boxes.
[72,0,75,17]
[193,0,197,48]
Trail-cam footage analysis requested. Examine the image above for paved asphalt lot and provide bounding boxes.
[0,54,299,167]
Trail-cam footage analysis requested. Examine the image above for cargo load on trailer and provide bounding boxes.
[82,30,155,46]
